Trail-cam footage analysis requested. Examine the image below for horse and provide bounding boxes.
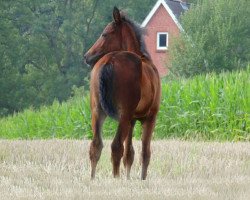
[84,7,161,180]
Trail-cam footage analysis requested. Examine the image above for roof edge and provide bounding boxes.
[141,0,184,31]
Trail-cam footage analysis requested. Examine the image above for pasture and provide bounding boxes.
[0,140,249,200]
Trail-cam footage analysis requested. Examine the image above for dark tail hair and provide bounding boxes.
[99,63,117,119]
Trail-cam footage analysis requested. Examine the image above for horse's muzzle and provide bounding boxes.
[84,52,104,67]
[83,54,91,67]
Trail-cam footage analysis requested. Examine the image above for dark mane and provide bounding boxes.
[121,14,151,59]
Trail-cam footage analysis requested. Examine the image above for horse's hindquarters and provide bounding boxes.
[91,51,143,119]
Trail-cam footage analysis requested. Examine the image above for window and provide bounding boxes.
[157,32,168,50]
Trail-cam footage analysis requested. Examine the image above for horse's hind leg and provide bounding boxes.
[111,118,131,178]
[89,108,106,179]
[123,120,136,180]
[141,116,156,180]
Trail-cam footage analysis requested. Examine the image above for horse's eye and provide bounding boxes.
[102,33,107,38]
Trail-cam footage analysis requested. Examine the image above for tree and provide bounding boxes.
[169,0,250,77]
[0,0,98,115]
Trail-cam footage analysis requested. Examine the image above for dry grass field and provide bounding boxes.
[0,140,249,200]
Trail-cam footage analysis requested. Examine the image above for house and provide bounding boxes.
[141,0,189,76]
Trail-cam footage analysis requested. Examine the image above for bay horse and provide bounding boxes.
[84,7,161,180]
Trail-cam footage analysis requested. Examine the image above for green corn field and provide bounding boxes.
[0,68,249,141]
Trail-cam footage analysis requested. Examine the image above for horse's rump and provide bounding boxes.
[95,51,142,119]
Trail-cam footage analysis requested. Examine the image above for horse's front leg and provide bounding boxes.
[89,106,106,179]
[141,116,156,180]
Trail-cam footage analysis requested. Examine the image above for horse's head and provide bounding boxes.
[84,7,144,67]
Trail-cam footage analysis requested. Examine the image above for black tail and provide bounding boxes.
[99,63,117,119]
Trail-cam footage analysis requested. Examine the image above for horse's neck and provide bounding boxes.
[124,41,142,56]
[122,27,143,56]
[125,41,151,61]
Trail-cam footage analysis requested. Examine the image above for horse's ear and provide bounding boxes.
[113,6,121,24]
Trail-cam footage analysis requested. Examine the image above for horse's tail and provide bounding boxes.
[99,63,117,119]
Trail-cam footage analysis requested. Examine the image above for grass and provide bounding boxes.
[0,68,249,141]
[0,140,249,200]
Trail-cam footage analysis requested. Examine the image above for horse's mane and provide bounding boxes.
[121,14,151,59]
